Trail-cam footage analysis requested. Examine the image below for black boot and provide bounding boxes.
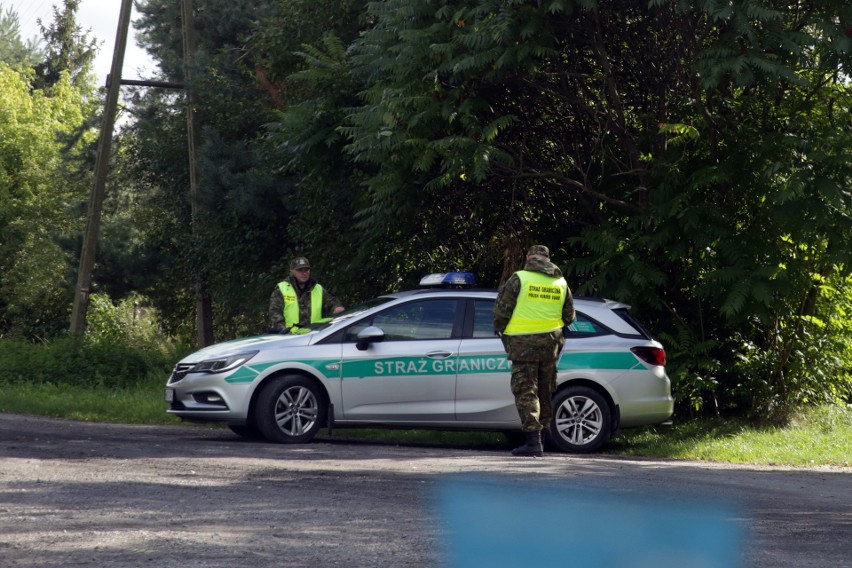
[511,430,543,457]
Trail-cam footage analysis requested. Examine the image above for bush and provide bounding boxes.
[0,336,189,389]
[85,292,161,346]
[0,292,194,390]
[667,272,852,422]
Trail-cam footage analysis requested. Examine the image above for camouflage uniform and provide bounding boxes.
[268,275,342,333]
[493,248,575,433]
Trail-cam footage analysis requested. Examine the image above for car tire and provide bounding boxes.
[228,423,264,439]
[255,375,326,444]
[548,385,612,453]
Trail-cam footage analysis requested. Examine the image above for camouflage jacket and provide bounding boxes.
[268,276,342,332]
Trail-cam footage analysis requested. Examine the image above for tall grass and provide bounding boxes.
[609,405,851,467]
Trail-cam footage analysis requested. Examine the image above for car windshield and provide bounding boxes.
[309,296,397,331]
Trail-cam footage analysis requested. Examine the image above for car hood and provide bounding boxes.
[179,333,314,363]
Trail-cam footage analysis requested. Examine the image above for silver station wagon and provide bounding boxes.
[166,273,673,453]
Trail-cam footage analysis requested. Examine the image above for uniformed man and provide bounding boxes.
[268,256,344,334]
[493,244,575,457]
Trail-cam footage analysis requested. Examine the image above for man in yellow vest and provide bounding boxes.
[268,256,344,334]
[493,244,575,457]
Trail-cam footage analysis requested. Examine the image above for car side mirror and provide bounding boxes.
[355,326,385,351]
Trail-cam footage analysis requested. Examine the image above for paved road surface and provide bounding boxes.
[0,414,849,567]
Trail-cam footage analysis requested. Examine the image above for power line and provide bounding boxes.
[7,0,51,39]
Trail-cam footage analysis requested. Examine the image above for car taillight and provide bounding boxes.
[630,346,666,366]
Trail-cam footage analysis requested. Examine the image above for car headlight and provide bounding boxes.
[188,350,259,374]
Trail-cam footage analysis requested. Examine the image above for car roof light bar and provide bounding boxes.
[419,272,477,288]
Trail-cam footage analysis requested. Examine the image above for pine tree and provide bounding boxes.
[33,0,97,91]
[0,7,43,66]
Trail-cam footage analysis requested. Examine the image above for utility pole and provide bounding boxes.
[69,0,133,335]
[69,0,214,345]
[181,0,214,346]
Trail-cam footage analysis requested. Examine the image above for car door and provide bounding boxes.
[454,297,519,426]
[339,298,462,422]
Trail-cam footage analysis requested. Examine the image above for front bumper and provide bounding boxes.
[165,366,251,424]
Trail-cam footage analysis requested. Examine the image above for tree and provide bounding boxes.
[33,0,97,91]
[116,0,851,415]
[0,7,43,67]
[116,0,371,340]
[280,0,852,415]
[0,63,95,339]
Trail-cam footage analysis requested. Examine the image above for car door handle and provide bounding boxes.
[426,351,453,359]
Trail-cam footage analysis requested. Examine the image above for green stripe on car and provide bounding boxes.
[226,351,640,383]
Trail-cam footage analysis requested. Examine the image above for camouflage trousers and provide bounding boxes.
[502,331,565,432]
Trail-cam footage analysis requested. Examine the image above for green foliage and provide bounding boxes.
[612,405,851,466]
[0,293,188,391]
[109,0,852,422]
[0,377,179,425]
[0,63,95,340]
[563,0,852,417]
[333,0,589,281]
[731,273,852,418]
[658,324,722,415]
[260,31,376,300]
[249,0,367,82]
[121,0,366,340]
[0,335,183,389]
[345,0,545,193]
[33,0,97,92]
[0,7,44,66]
[789,403,852,434]
[85,292,162,346]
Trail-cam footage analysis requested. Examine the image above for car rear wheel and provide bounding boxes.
[255,375,326,444]
[548,385,612,453]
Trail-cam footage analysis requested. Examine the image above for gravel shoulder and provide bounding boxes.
[0,413,849,567]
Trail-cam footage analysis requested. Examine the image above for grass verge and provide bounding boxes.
[0,379,848,467]
[608,406,851,467]
[0,377,181,426]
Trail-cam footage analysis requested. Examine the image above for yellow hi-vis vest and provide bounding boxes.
[278,281,324,333]
[503,270,568,335]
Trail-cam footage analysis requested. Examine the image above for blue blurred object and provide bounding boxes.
[419,272,477,288]
[437,476,744,568]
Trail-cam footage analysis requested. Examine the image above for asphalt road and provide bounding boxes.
[0,413,849,567]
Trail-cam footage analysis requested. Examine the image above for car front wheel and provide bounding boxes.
[255,375,326,444]
[548,385,612,453]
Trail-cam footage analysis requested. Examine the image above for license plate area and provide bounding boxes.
[164,388,175,403]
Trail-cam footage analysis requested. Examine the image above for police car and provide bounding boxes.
[165,273,673,453]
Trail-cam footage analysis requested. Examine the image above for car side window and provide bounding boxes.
[344,299,458,341]
[472,299,497,338]
[565,312,608,337]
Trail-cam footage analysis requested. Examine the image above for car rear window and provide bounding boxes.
[471,300,612,339]
[564,313,610,337]
[612,308,652,339]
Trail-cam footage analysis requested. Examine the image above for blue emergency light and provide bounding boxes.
[419,272,477,288]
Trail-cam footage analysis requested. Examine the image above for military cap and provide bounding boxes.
[290,257,311,269]
[526,245,550,258]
